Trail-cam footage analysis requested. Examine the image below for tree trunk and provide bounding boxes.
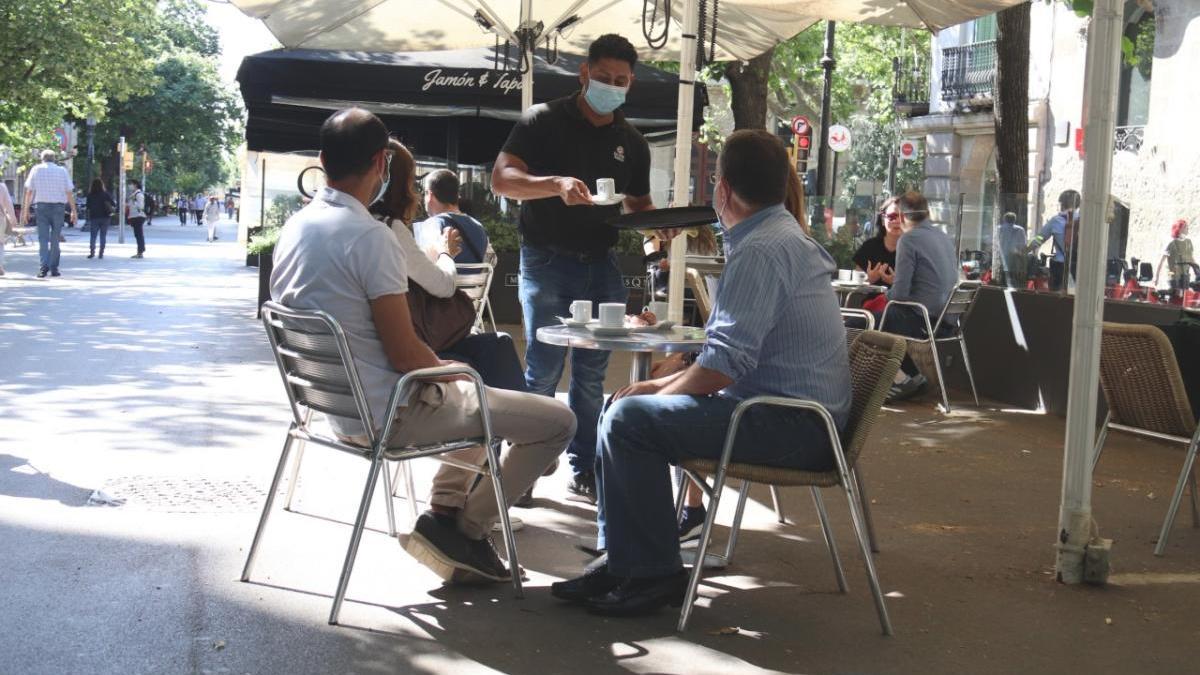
[994,2,1030,219]
[724,48,774,130]
[994,2,1031,287]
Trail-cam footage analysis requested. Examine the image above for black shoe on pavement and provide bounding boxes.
[36,268,47,278]
[886,374,928,404]
[566,472,597,504]
[678,505,707,543]
[584,569,688,617]
[404,511,510,584]
[514,487,535,508]
[551,564,624,603]
[50,270,60,277]
[87,252,94,259]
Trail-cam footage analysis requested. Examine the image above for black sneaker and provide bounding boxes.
[450,536,513,585]
[404,511,509,584]
[36,268,48,278]
[678,505,707,543]
[886,374,928,404]
[50,269,61,277]
[567,472,597,504]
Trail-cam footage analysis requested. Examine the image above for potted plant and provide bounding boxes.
[247,227,281,316]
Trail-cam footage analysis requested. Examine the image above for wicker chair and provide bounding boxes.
[675,330,905,634]
[244,302,524,625]
[1093,322,1199,556]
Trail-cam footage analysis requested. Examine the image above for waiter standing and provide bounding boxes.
[492,34,654,503]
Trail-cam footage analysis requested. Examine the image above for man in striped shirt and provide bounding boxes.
[21,150,77,278]
[552,130,851,616]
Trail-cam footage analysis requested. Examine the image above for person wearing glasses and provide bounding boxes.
[491,33,656,504]
[853,197,901,288]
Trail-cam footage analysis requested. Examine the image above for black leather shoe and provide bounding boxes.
[551,564,623,603]
[585,569,688,617]
[36,268,48,278]
[566,472,597,504]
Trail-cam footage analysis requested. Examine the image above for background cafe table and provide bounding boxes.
[832,280,889,307]
[535,324,706,384]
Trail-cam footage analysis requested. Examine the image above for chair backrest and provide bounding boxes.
[934,280,981,334]
[841,308,875,350]
[260,301,377,438]
[455,262,494,331]
[686,267,714,323]
[842,331,907,469]
[1098,322,1196,437]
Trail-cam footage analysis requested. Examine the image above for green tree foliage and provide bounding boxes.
[0,0,159,165]
[90,0,243,195]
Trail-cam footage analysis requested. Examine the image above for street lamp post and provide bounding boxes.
[86,117,95,188]
[814,20,837,224]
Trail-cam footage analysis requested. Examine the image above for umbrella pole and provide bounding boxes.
[1055,0,1122,585]
[666,0,700,324]
[520,0,534,111]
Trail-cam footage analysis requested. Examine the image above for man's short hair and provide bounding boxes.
[320,108,390,181]
[896,191,929,222]
[1002,211,1018,225]
[718,130,788,208]
[40,150,55,162]
[424,169,460,206]
[588,34,638,69]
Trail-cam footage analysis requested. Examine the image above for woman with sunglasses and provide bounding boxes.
[852,197,901,287]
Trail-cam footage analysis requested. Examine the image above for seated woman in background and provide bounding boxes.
[852,197,900,288]
[370,139,528,395]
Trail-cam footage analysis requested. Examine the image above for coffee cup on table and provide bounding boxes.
[838,269,853,282]
[569,300,592,323]
[598,302,625,328]
[644,301,669,323]
[853,270,868,284]
[596,178,615,200]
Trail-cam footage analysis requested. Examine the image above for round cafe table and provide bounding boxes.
[832,280,889,306]
[535,324,706,384]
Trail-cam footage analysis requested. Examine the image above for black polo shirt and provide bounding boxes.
[500,92,651,255]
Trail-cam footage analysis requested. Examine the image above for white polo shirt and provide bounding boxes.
[24,162,74,205]
[270,187,409,436]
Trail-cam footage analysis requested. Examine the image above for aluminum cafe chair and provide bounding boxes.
[878,280,981,413]
[1093,322,1200,556]
[675,330,905,634]
[244,301,522,625]
[455,262,496,333]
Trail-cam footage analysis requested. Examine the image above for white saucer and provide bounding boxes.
[558,316,597,328]
[590,193,625,206]
[630,320,677,332]
[586,324,634,336]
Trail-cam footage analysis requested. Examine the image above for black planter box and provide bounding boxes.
[256,252,274,317]
[486,251,650,326]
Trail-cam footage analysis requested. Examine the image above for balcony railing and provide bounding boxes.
[892,56,930,117]
[941,40,997,105]
[1114,125,1144,154]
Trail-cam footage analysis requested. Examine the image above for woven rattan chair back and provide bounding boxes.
[842,331,907,469]
[261,302,376,435]
[1098,322,1196,438]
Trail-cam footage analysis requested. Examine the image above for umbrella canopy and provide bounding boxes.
[228,0,1027,61]
[237,47,701,161]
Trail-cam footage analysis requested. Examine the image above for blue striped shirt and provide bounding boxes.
[696,204,852,428]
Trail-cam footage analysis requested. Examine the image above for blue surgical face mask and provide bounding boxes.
[584,79,628,115]
[372,155,392,205]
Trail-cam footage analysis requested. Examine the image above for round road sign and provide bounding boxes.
[791,115,810,136]
[827,125,852,153]
[899,140,917,160]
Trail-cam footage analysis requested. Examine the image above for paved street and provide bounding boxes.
[2,220,1199,674]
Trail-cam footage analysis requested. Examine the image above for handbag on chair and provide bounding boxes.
[405,282,476,352]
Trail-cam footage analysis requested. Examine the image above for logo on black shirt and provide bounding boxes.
[614,146,625,162]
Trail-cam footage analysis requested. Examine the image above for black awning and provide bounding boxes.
[237,47,704,163]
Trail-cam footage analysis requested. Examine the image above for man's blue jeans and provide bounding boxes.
[35,203,65,272]
[519,245,627,477]
[596,394,837,579]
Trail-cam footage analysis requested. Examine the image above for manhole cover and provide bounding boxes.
[94,476,266,513]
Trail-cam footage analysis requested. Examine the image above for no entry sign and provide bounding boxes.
[899,140,917,160]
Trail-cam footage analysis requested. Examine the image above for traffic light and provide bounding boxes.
[789,115,812,174]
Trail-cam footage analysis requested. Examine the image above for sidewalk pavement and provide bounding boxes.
[1,219,1198,674]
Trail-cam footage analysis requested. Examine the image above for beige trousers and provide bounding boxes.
[356,381,575,540]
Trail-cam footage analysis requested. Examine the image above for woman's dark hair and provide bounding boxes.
[89,178,105,195]
[370,138,420,225]
[718,130,788,208]
[588,34,638,68]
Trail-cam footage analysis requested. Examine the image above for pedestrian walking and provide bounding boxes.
[204,195,221,242]
[85,178,116,259]
[0,181,17,276]
[176,195,188,225]
[224,194,235,220]
[21,150,78,278]
[127,179,147,258]
[193,194,205,226]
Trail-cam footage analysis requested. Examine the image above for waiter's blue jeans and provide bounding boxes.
[35,203,64,271]
[595,393,837,578]
[519,244,627,477]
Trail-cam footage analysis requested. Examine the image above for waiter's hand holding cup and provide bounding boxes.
[556,176,594,206]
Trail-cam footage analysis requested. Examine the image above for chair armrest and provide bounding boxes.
[713,396,842,477]
[878,300,934,338]
[376,364,489,450]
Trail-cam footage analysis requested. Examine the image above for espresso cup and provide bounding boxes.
[598,302,625,328]
[644,301,669,322]
[569,300,592,323]
[596,178,615,200]
[838,269,853,282]
[853,270,868,284]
